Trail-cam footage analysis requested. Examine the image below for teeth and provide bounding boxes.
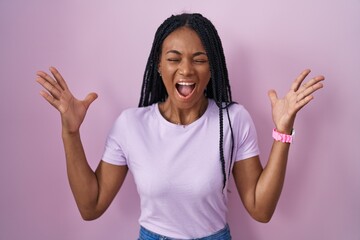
[177,82,195,86]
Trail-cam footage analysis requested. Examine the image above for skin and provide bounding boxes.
[233,70,325,222]
[158,27,211,125]
[36,27,325,222]
[36,68,127,220]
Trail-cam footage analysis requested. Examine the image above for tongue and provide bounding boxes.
[177,85,194,97]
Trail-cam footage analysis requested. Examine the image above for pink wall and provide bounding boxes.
[1,0,359,239]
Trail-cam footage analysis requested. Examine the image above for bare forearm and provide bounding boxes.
[254,141,290,221]
[62,131,99,218]
[237,70,324,222]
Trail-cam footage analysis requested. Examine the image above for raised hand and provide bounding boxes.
[36,67,98,134]
[268,69,325,133]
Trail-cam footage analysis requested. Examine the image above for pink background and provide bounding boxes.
[1,0,359,239]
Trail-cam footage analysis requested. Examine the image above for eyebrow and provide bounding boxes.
[165,50,207,56]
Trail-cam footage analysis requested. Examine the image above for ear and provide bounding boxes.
[157,63,161,76]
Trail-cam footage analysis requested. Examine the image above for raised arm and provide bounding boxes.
[233,69,325,222]
[36,67,128,220]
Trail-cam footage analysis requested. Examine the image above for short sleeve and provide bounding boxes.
[233,106,260,161]
[101,114,128,166]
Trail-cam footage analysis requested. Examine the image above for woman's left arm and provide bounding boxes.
[233,69,325,223]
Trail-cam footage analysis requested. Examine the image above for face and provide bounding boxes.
[158,27,211,109]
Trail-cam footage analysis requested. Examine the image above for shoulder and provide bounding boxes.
[111,104,156,131]
[227,101,246,112]
[208,99,247,113]
[224,102,256,132]
[223,102,252,120]
[206,99,253,122]
[117,104,155,121]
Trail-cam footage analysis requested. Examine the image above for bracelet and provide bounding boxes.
[272,128,295,143]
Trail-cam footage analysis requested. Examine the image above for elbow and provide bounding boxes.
[79,208,102,221]
[249,209,274,223]
[253,214,272,223]
[76,199,107,221]
[81,214,98,221]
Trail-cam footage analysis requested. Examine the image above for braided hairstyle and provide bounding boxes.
[139,13,235,191]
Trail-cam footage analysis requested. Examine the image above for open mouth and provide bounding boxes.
[176,82,196,98]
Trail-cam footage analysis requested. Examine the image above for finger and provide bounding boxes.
[83,92,98,110]
[49,66,69,91]
[297,75,325,93]
[36,76,62,99]
[290,69,311,91]
[39,89,60,109]
[296,76,325,102]
[295,95,314,112]
[268,89,278,106]
[36,70,63,93]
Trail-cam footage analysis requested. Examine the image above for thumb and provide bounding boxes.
[83,92,98,109]
[267,89,278,106]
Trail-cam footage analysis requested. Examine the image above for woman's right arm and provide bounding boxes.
[36,67,127,220]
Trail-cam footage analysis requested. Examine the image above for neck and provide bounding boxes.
[159,97,209,126]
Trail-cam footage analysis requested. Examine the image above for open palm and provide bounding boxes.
[268,69,325,133]
[36,67,98,134]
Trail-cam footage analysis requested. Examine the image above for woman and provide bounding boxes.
[36,13,324,240]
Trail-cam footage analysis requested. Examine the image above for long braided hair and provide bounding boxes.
[139,13,235,191]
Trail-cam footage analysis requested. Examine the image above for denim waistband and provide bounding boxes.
[138,224,231,240]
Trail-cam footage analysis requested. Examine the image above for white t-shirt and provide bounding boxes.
[102,99,259,239]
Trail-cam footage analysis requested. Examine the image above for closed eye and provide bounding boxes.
[194,59,208,63]
[167,58,180,62]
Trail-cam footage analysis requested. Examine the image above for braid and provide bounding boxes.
[219,103,227,190]
[139,16,185,107]
[189,14,233,190]
[139,13,235,191]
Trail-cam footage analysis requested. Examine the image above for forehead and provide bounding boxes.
[161,27,205,53]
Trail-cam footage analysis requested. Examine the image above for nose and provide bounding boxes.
[178,59,194,76]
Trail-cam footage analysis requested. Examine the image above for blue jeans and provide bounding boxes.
[138,224,231,240]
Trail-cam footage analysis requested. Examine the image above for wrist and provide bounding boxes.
[62,128,80,138]
[274,124,294,135]
[275,128,292,135]
[275,117,295,134]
